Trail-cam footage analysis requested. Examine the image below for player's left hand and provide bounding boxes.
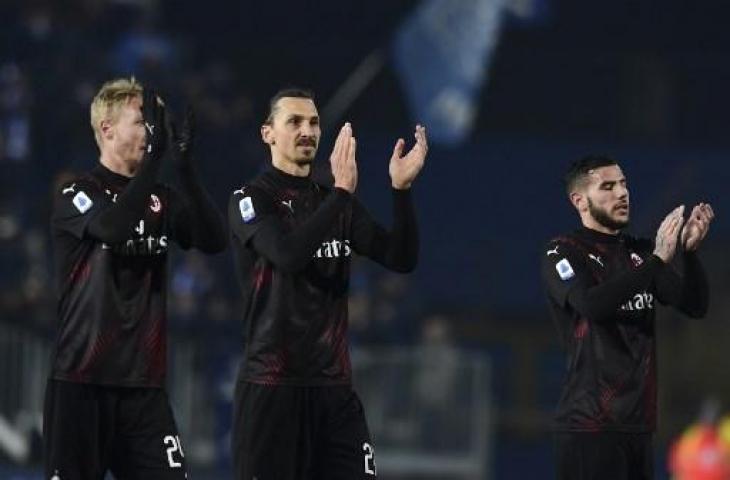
[389,125,427,190]
[681,202,715,251]
[142,89,168,163]
[168,107,195,170]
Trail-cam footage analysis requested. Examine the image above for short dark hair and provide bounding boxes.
[264,87,315,125]
[564,155,618,194]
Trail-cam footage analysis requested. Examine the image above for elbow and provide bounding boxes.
[393,260,417,274]
[387,254,418,273]
[684,303,709,319]
[681,291,709,319]
[191,224,228,254]
[196,240,227,254]
[200,234,228,254]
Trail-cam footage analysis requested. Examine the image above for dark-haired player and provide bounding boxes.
[228,88,427,479]
[541,155,714,479]
[45,77,226,479]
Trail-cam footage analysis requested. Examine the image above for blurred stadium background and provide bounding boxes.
[0,0,728,478]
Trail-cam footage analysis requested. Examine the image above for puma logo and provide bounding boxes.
[62,183,76,195]
[589,254,604,267]
[547,246,559,256]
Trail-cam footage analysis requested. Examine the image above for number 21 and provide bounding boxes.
[363,442,376,475]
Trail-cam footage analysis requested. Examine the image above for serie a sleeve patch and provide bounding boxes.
[239,196,256,223]
[556,258,575,281]
[72,191,93,214]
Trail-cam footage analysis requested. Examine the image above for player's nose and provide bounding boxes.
[299,123,315,136]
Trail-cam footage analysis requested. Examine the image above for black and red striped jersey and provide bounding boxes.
[51,165,181,387]
[541,227,708,432]
[228,166,418,387]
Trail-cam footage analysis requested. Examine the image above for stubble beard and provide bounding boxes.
[588,197,629,231]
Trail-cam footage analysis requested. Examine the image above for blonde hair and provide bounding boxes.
[90,77,143,148]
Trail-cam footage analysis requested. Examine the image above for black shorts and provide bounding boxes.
[554,431,654,480]
[43,379,187,480]
[232,382,377,480]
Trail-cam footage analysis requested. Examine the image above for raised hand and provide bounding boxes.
[168,107,195,170]
[330,123,357,193]
[142,89,167,162]
[653,205,685,263]
[681,203,715,252]
[389,125,428,190]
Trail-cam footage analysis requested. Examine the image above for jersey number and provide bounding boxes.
[363,442,376,475]
[164,435,185,468]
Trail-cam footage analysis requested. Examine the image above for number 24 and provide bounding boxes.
[164,435,185,468]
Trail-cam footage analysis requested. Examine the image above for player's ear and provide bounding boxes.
[569,191,586,212]
[261,124,274,145]
[100,119,114,141]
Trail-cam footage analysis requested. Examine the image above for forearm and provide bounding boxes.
[567,256,663,322]
[677,252,709,317]
[365,189,418,273]
[251,189,350,271]
[179,165,227,253]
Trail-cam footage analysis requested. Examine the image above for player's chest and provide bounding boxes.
[581,244,647,278]
[102,187,169,256]
[278,191,353,264]
[584,245,655,317]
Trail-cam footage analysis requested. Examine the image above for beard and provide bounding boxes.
[294,157,314,166]
[588,198,629,231]
[294,144,317,165]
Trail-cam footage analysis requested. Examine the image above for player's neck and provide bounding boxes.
[271,156,311,178]
[99,152,137,178]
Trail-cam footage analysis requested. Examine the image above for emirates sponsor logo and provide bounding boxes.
[620,291,654,312]
[314,239,351,259]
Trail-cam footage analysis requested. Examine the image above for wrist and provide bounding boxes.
[652,251,668,263]
[334,183,354,193]
[391,181,412,190]
[333,185,353,195]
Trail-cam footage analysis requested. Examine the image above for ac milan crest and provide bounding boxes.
[630,252,644,267]
[150,194,162,213]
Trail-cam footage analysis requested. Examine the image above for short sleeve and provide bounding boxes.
[228,186,279,245]
[540,239,590,308]
[51,178,110,239]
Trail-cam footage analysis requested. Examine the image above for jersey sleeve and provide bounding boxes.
[350,190,418,273]
[540,239,591,308]
[52,178,110,240]
[167,186,193,250]
[228,186,279,246]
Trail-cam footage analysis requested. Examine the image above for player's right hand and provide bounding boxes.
[142,88,168,162]
[330,122,357,193]
[653,205,685,263]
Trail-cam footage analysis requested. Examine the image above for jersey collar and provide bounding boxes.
[93,164,131,188]
[576,226,624,244]
[267,165,313,190]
